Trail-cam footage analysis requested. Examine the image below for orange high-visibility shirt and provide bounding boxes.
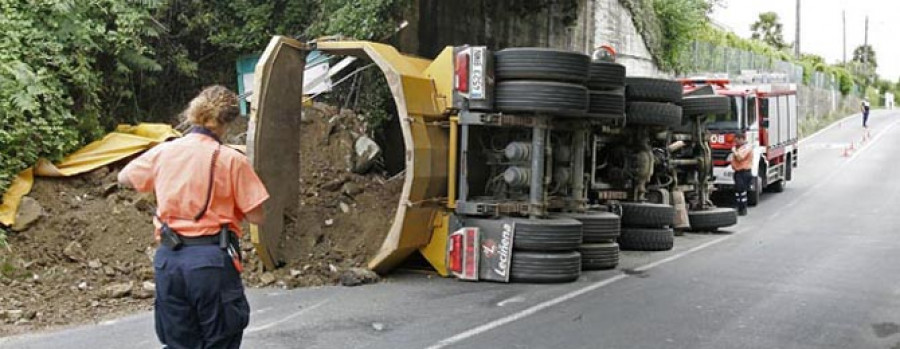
[731,144,753,171]
[121,133,269,240]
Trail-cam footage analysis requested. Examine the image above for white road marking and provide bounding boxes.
[425,233,739,349]
[496,296,526,307]
[245,300,328,334]
[253,306,273,315]
[799,114,859,145]
[847,120,899,163]
[783,117,900,209]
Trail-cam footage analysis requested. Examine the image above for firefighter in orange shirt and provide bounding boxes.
[731,134,753,216]
[118,86,269,348]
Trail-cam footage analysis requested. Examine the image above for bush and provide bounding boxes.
[0,0,159,196]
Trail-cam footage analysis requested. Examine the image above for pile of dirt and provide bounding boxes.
[0,104,403,335]
[0,169,157,336]
[241,103,403,288]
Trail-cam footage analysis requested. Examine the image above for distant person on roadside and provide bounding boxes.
[862,98,871,128]
[118,85,269,349]
[731,134,753,216]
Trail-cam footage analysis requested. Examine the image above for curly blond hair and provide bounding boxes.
[183,85,239,130]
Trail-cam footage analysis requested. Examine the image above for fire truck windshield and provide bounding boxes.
[706,96,742,131]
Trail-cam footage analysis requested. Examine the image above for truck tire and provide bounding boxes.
[512,217,583,252]
[625,77,683,104]
[579,242,619,270]
[555,211,621,243]
[682,95,730,116]
[496,81,588,116]
[768,179,785,193]
[688,207,737,231]
[671,117,696,134]
[587,62,626,90]
[619,228,675,251]
[619,202,675,228]
[495,48,591,83]
[748,176,761,206]
[626,102,682,127]
[587,90,625,119]
[510,251,582,283]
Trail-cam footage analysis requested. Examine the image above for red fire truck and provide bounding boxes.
[682,79,799,206]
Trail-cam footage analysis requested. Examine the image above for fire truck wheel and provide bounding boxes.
[579,242,620,270]
[587,62,626,90]
[495,48,591,83]
[555,211,621,243]
[619,202,675,228]
[767,179,785,193]
[748,176,762,206]
[512,217,584,252]
[688,207,737,231]
[587,90,626,121]
[619,228,675,251]
[510,251,582,283]
[496,81,588,116]
[625,77,683,104]
[626,102,682,127]
[681,95,731,116]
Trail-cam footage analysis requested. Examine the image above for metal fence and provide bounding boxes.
[679,41,864,97]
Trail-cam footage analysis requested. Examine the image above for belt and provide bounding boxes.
[181,232,222,246]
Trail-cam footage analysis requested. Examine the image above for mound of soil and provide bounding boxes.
[0,169,157,336]
[241,103,403,288]
[0,104,403,335]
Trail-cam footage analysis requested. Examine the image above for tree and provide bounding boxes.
[876,79,894,93]
[0,0,160,195]
[852,44,878,68]
[750,12,788,50]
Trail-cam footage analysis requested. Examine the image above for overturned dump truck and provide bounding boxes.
[248,36,737,283]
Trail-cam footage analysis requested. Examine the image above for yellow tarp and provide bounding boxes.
[0,123,180,226]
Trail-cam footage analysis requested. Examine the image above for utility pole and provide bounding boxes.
[863,15,869,65]
[864,15,870,85]
[842,10,847,64]
[795,0,801,58]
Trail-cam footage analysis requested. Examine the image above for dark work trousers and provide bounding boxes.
[863,110,870,127]
[154,244,249,349]
[733,169,753,213]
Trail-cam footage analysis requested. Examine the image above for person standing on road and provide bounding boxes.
[731,134,753,216]
[862,98,871,128]
[118,85,270,348]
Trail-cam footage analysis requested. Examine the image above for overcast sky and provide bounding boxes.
[710,0,899,82]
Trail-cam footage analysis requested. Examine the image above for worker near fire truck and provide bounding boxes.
[118,85,269,348]
[731,134,753,216]
[861,98,871,128]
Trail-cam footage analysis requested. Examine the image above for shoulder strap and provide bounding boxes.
[194,145,221,221]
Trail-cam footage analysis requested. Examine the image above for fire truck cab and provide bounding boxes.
[682,79,799,206]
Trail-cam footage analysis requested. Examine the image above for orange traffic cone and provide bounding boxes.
[842,146,851,157]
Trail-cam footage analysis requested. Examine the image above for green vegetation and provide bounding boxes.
[0,0,160,196]
[0,0,404,198]
[750,12,788,50]
[624,0,899,103]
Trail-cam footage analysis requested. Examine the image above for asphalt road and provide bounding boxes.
[3,110,899,349]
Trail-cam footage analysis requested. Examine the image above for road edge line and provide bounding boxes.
[799,113,859,145]
[425,234,736,349]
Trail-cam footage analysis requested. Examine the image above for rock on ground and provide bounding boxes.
[339,268,380,287]
[11,196,43,232]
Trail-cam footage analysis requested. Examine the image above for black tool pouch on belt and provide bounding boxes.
[160,223,184,250]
